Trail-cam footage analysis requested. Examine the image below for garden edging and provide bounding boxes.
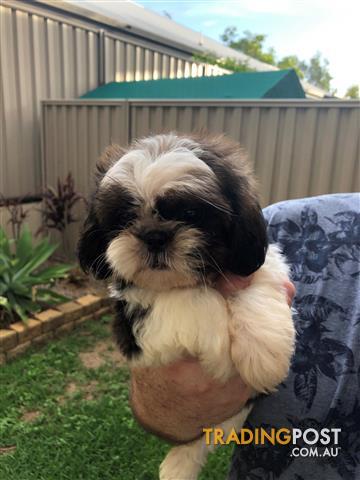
[0,295,112,364]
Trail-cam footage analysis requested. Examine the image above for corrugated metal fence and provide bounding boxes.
[42,99,360,207]
[0,0,225,198]
[104,32,224,84]
[0,1,99,198]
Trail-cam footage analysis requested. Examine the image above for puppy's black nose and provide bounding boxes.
[139,230,173,251]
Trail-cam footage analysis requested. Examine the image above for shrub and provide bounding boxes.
[40,172,85,233]
[0,194,30,240]
[0,225,72,326]
[39,172,86,259]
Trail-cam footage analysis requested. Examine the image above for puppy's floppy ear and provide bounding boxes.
[94,143,125,184]
[193,133,268,276]
[229,199,268,276]
[77,202,112,279]
[77,143,124,279]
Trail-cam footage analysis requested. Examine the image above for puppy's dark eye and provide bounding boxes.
[155,197,202,223]
[180,209,202,224]
[183,209,197,220]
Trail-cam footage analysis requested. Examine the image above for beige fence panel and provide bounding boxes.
[2,0,357,206]
[42,101,129,197]
[0,1,229,201]
[129,100,359,205]
[41,100,129,255]
[41,99,359,256]
[0,1,99,198]
[42,100,360,206]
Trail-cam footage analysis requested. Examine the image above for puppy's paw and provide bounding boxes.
[160,445,204,480]
[229,296,295,393]
[230,329,293,393]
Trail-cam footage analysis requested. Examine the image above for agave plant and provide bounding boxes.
[0,225,72,325]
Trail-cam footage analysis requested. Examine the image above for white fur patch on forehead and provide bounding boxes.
[101,135,216,202]
[140,150,215,200]
[134,133,204,159]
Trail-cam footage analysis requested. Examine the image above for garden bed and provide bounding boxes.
[0,294,112,364]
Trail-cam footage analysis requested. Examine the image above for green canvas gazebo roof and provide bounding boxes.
[81,69,305,100]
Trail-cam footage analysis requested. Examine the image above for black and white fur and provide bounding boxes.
[78,133,295,479]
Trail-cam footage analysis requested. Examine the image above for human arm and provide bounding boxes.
[130,278,295,443]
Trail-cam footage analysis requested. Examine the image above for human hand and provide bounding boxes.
[215,272,295,306]
[131,357,252,443]
[131,274,295,443]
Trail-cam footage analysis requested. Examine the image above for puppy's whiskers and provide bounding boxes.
[207,252,232,286]
[190,191,233,216]
[191,246,208,293]
[89,252,107,278]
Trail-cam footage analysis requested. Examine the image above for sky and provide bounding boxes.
[136,0,360,95]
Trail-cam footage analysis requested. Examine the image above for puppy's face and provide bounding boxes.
[78,134,268,290]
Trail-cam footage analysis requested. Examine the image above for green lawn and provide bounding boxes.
[0,315,233,479]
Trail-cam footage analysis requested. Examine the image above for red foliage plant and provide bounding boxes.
[39,173,86,234]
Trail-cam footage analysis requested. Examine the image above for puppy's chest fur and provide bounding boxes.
[111,282,234,380]
[110,245,294,389]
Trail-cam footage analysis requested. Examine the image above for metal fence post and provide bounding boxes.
[98,29,106,86]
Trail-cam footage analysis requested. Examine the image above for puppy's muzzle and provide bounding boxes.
[137,229,174,253]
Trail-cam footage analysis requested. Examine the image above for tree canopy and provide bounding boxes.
[220,27,334,92]
[345,85,359,99]
[220,29,276,66]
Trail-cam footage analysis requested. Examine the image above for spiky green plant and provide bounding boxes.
[0,225,72,326]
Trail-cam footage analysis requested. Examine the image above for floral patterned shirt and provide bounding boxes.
[229,193,360,480]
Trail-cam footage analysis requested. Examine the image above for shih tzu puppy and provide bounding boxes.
[78,133,295,479]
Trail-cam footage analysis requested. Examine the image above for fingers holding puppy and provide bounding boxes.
[215,272,296,307]
[130,358,252,444]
